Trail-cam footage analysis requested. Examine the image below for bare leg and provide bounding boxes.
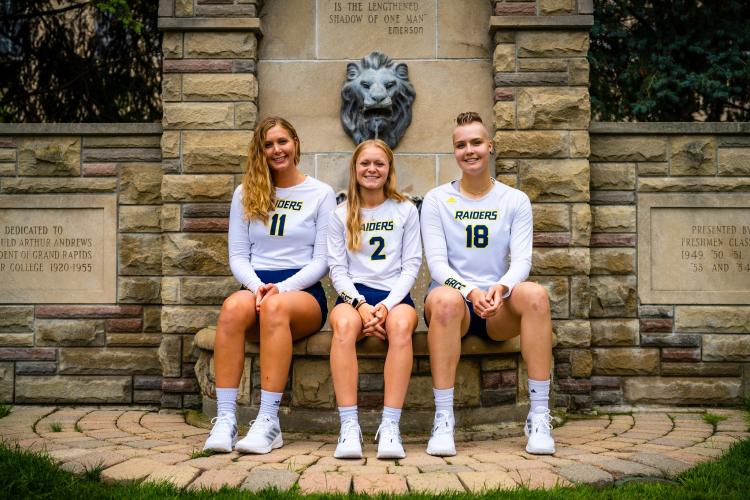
[329,304,364,407]
[215,290,258,388]
[424,286,471,389]
[383,304,417,408]
[254,291,322,392]
[486,282,553,380]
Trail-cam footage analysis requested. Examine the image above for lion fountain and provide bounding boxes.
[340,51,416,149]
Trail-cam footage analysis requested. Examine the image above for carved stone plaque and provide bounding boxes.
[638,193,750,304]
[0,195,116,303]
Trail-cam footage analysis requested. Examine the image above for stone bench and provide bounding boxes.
[193,321,558,432]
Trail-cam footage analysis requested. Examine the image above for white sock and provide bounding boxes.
[258,389,282,421]
[382,406,402,424]
[216,387,238,421]
[338,405,358,424]
[528,378,550,413]
[433,387,454,417]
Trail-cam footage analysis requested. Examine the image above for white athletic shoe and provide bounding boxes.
[375,418,405,459]
[334,418,363,459]
[235,415,283,454]
[202,413,238,453]
[426,410,456,456]
[525,408,555,455]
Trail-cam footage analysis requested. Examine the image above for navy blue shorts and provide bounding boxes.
[335,283,415,309]
[243,269,328,329]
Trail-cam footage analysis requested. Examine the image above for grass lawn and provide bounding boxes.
[0,437,747,499]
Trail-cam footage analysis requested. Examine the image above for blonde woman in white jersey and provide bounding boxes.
[327,140,421,459]
[203,117,336,454]
[421,112,555,456]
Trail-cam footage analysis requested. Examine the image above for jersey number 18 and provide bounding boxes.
[465,224,489,248]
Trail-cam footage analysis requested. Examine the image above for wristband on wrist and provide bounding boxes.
[352,297,367,310]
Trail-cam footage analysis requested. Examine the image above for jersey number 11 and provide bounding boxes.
[270,214,286,236]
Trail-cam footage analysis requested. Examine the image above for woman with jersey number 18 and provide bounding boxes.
[421,112,555,456]
[203,116,336,454]
[327,139,422,460]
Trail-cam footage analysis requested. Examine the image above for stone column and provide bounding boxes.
[157,0,262,408]
[491,1,594,409]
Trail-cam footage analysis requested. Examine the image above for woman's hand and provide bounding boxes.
[483,284,509,318]
[468,288,493,319]
[255,283,279,312]
[358,303,386,340]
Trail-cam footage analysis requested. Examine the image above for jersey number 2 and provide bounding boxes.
[269,214,286,236]
[466,225,489,248]
[370,236,386,260]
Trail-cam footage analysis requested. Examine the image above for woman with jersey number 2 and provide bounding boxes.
[327,139,421,459]
[421,112,555,456]
[203,116,336,454]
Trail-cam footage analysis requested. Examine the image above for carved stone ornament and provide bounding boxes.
[340,51,416,149]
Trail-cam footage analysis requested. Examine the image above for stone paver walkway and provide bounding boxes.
[1,406,747,493]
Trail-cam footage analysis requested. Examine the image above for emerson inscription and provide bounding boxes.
[0,195,116,303]
[638,194,750,304]
[320,0,434,58]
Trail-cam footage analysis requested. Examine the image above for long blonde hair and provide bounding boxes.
[346,139,406,251]
[241,116,301,223]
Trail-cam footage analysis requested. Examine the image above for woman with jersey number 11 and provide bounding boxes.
[203,116,336,454]
[421,112,555,456]
[327,139,421,459]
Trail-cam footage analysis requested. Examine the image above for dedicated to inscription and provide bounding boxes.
[0,195,116,303]
[328,2,427,35]
[0,222,94,275]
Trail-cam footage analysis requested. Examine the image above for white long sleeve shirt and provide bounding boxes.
[328,198,422,311]
[228,177,337,293]
[421,179,533,299]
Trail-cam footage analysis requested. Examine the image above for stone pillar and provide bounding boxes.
[157,0,262,408]
[491,1,594,409]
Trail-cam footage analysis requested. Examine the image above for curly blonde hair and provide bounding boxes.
[346,139,406,251]
[241,116,301,223]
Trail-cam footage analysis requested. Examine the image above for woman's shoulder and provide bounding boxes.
[304,176,336,197]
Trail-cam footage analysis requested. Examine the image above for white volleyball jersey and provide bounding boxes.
[421,180,532,298]
[328,198,422,311]
[228,177,337,293]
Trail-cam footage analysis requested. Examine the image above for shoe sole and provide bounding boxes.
[525,444,555,455]
[333,449,363,459]
[426,446,456,457]
[377,449,406,459]
[235,435,283,454]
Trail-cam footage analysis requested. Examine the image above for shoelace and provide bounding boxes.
[339,418,362,443]
[432,411,454,436]
[531,410,553,432]
[209,414,235,435]
[375,419,400,443]
[247,416,275,435]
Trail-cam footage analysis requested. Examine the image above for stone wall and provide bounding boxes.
[0,124,165,405]
[589,123,750,407]
[0,1,748,413]
[491,0,595,409]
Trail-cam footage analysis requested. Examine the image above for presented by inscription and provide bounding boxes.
[320,0,434,58]
[638,194,750,304]
[0,195,116,303]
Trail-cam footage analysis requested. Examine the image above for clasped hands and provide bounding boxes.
[468,284,508,319]
[357,303,388,340]
[255,283,279,311]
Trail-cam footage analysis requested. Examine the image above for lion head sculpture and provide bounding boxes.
[340,51,416,149]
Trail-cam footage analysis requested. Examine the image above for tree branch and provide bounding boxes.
[0,2,91,21]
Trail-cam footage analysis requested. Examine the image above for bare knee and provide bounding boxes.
[259,295,290,330]
[331,314,360,348]
[517,283,550,315]
[218,292,255,331]
[387,321,413,349]
[428,288,465,326]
